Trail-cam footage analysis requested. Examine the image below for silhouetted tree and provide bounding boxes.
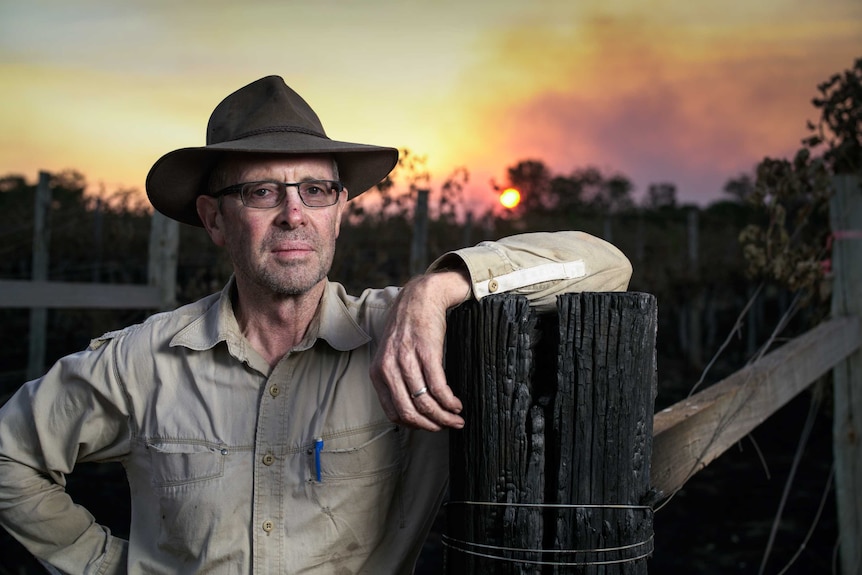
[644,182,678,210]
[438,166,469,223]
[803,56,862,174]
[722,174,755,203]
[504,159,553,212]
[740,58,860,306]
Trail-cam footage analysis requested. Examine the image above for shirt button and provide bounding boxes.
[262,520,274,533]
[488,279,499,292]
[269,385,280,397]
[262,454,275,466]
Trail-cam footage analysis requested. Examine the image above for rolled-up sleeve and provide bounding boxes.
[428,231,632,311]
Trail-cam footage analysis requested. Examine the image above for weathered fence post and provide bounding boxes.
[26,171,51,381]
[444,292,657,574]
[410,189,429,276]
[830,173,862,575]
[147,210,179,311]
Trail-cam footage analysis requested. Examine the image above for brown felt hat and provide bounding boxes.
[146,75,399,226]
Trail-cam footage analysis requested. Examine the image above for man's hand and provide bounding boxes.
[369,269,470,431]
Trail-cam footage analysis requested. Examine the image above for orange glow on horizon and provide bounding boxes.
[499,188,521,209]
[0,1,858,208]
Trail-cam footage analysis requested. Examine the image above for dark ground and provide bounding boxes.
[0,370,841,575]
[647,387,838,574]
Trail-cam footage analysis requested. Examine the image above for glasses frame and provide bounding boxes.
[212,179,345,209]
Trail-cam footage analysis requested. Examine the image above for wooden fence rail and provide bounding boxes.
[0,280,162,309]
[651,315,861,497]
[1,172,178,379]
[651,174,861,573]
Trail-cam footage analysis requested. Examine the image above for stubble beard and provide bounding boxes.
[257,260,329,296]
[232,231,335,297]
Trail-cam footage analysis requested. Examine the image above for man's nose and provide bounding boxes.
[275,187,307,227]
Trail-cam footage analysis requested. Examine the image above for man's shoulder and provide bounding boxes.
[319,281,402,344]
[88,292,221,351]
[326,281,400,313]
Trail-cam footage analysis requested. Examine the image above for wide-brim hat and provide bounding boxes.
[146,75,399,226]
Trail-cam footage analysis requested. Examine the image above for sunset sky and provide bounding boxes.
[1,0,859,213]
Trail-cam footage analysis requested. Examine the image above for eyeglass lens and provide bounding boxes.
[239,181,341,208]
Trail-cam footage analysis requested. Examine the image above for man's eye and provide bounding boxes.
[249,185,277,198]
[304,185,326,196]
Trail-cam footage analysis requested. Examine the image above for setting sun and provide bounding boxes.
[499,187,521,209]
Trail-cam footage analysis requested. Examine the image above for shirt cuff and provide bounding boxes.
[473,260,587,299]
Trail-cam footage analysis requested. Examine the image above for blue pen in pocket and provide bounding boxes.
[314,438,323,482]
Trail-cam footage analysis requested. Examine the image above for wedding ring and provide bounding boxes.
[411,386,429,399]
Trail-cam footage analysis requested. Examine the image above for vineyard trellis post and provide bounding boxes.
[830,173,862,575]
[25,171,51,381]
[9,172,179,382]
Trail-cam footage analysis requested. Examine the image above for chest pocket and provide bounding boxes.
[316,424,403,479]
[307,424,406,557]
[147,440,230,559]
[148,440,226,487]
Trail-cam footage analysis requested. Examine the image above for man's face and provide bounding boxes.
[198,154,346,297]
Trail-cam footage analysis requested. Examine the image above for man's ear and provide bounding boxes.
[196,195,226,247]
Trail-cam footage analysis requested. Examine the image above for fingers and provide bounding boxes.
[369,270,471,432]
[370,347,464,432]
[405,368,465,431]
[418,358,463,416]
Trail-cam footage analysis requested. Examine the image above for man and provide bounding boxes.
[0,76,632,574]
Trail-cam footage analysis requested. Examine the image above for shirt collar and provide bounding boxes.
[169,278,249,358]
[169,278,371,357]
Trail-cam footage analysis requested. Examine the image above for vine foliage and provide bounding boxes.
[740,57,862,304]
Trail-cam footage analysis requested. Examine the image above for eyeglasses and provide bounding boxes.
[212,180,344,208]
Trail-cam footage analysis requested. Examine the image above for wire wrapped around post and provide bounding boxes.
[444,292,658,574]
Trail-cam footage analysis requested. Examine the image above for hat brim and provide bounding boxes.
[146,131,398,226]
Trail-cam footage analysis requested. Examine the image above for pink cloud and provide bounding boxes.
[457,12,859,205]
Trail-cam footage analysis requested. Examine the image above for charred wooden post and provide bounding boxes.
[444,292,657,574]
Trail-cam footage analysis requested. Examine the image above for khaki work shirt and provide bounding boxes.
[0,232,632,574]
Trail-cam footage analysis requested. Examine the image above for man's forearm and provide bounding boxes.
[419,268,472,311]
[370,231,633,431]
[0,455,128,574]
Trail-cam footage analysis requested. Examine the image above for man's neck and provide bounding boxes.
[232,279,326,367]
